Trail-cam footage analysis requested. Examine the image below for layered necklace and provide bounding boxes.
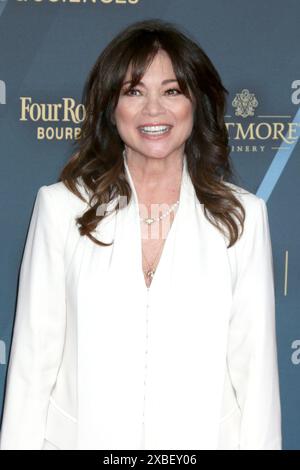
[140,200,180,285]
[123,149,181,285]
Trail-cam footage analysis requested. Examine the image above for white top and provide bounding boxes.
[0,152,282,450]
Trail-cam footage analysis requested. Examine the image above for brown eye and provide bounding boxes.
[122,87,182,96]
[166,88,182,95]
[123,88,140,96]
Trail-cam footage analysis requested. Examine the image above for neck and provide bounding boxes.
[123,149,185,191]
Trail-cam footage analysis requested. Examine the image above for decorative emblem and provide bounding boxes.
[232,89,258,118]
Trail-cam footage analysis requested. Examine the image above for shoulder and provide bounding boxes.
[37,177,90,215]
[222,181,270,260]
[31,179,90,244]
[223,180,267,218]
[222,181,270,254]
[27,179,91,257]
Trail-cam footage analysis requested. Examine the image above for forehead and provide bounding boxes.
[124,50,176,80]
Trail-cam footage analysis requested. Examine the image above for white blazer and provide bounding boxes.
[0,153,282,450]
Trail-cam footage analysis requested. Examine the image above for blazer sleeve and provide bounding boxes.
[0,186,67,450]
[227,197,282,450]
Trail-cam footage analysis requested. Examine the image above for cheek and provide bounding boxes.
[178,105,194,131]
[114,102,134,124]
[173,100,193,120]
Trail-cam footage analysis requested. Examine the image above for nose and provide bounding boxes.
[142,92,166,115]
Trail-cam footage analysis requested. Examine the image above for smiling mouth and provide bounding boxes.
[138,125,173,137]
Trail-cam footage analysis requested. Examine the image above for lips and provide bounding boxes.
[138,123,173,128]
[137,126,173,140]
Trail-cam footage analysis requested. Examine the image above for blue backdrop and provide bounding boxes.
[0,0,299,450]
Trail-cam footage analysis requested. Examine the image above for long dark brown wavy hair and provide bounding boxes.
[59,18,245,248]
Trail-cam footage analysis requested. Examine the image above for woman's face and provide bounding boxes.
[114,50,194,160]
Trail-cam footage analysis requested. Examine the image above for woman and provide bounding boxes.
[0,19,282,450]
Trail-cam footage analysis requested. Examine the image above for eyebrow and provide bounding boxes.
[122,79,178,86]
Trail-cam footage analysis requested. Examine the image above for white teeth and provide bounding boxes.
[140,125,171,134]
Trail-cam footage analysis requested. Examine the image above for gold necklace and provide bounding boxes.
[140,207,178,284]
[142,238,166,283]
[139,200,180,225]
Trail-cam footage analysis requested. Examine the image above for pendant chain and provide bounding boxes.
[140,205,179,284]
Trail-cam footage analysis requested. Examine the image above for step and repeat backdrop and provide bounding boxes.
[0,0,299,450]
